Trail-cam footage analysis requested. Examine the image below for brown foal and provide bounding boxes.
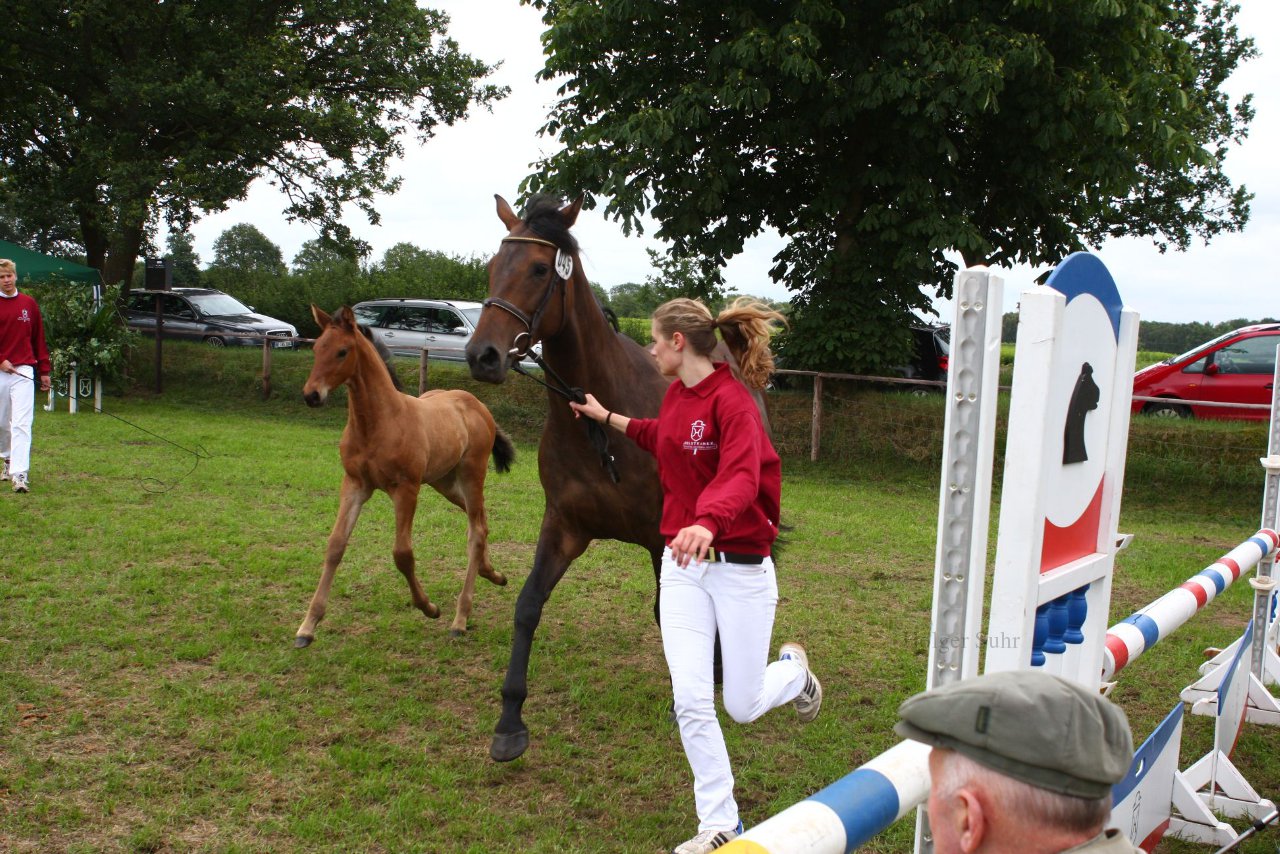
[297,304,514,645]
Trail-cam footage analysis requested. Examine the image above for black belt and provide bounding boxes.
[709,548,767,565]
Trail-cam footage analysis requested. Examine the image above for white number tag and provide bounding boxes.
[554,249,574,280]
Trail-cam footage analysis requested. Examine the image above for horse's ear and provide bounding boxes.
[495,194,522,231]
[561,195,583,227]
[330,306,357,331]
[311,304,332,329]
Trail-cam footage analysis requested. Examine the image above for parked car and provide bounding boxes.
[352,298,541,366]
[895,324,951,388]
[770,323,950,391]
[1131,322,1280,420]
[123,288,298,347]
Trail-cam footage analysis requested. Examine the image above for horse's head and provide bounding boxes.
[466,194,584,383]
[303,304,364,407]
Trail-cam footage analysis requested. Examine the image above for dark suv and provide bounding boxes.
[123,288,298,347]
[894,324,951,388]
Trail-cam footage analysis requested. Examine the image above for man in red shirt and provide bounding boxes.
[0,258,53,493]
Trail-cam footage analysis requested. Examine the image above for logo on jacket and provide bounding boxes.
[683,419,718,454]
[19,309,30,323]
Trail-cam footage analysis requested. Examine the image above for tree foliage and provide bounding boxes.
[291,240,361,280]
[366,243,490,302]
[0,0,504,288]
[29,282,137,384]
[165,232,203,288]
[167,228,500,336]
[210,225,288,279]
[642,247,723,305]
[607,282,663,318]
[522,0,1255,372]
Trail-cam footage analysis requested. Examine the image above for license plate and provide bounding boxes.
[272,340,291,348]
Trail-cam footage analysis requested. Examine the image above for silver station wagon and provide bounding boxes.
[352,298,541,366]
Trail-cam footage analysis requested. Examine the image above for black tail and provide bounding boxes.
[491,427,516,474]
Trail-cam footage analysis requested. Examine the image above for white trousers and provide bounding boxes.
[0,366,36,477]
[660,548,807,832]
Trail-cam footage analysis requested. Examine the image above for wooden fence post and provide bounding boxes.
[261,338,272,400]
[419,349,430,395]
[810,374,823,462]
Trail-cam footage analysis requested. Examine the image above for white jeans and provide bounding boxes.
[0,365,36,477]
[660,548,807,832]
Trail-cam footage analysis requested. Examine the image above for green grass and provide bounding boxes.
[0,343,1276,852]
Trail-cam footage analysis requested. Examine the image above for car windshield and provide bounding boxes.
[1166,330,1238,364]
[187,293,252,316]
[462,307,481,328]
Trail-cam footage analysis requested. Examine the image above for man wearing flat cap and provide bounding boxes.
[895,670,1140,853]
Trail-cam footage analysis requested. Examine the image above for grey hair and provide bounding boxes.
[931,749,1111,836]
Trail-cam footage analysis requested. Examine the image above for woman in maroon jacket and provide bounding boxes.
[571,297,822,854]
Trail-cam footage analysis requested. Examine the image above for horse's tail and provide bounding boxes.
[491,426,516,474]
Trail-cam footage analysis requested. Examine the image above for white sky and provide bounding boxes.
[186,0,1278,325]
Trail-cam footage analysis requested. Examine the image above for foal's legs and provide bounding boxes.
[433,468,508,637]
[295,476,373,647]
[388,482,441,623]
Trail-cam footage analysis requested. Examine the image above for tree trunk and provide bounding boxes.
[103,222,144,291]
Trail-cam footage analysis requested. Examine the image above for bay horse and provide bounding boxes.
[466,194,710,762]
[298,304,515,645]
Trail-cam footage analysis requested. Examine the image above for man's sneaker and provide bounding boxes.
[11,472,29,493]
[0,458,9,481]
[779,642,822,722]
[673,821,743,854]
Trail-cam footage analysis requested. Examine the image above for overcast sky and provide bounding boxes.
[187,0,1278,326]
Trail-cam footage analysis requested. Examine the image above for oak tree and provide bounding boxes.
[0,0,504,288]
[522,0,1255,370]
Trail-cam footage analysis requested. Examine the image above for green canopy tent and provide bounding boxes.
[0,239,101,287]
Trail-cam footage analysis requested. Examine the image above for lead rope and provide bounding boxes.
[511,353,620,484]
[8,370,211,492]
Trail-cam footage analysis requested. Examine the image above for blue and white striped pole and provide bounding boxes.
[721,741,931,853]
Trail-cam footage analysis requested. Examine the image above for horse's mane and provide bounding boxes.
[522,194,580,254]
[357,322,405,392]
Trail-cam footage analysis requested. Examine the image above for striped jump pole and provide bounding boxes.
[720,741,931,854]
[1102,529,1280,682]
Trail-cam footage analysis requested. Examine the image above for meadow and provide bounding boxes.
[1,344,1276,852]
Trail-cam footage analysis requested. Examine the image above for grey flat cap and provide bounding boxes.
[894,670,1133,799]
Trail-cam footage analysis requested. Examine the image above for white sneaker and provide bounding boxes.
[673,821,743,854]
[780,642,822,722]
[12,472,29,493]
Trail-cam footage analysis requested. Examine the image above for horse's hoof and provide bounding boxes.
[490,728,529,762]
[426,605,440,619]
[449,628,466,639]
[294,635,313,648]
[492,573,508,587]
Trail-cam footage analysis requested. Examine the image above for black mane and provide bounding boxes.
[522,194,580,255]
[358,323,405,391]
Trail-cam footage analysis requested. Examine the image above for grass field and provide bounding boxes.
[1,344,1276,852]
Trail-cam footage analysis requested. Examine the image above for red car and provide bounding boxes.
[1131,323,1280,420]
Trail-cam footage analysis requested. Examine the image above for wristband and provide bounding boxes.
[605,412,614,427]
